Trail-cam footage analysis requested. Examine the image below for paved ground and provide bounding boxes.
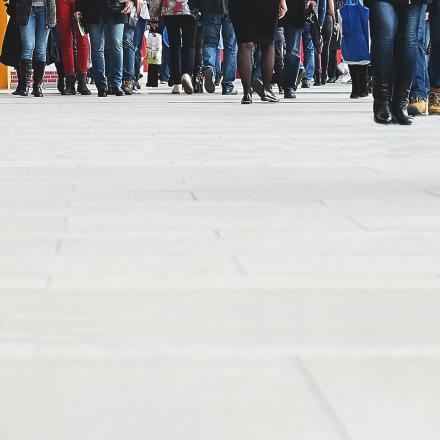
[0,84,439,440]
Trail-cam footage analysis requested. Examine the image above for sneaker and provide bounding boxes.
[408,97,428,116]
[181,73,194,94]
[172,84,182,94]
[301,81,311,88]
[222,85,238,95]
[204,68,216,93]
[428,88,440,115]
[122,78,134,95]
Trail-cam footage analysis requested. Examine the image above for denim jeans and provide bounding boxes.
[89,15,124,89]
[410,5,429,99]
[370,0,422,93]
[123,24,135,80]
[282,27,302,90]
[430,0,440,88]
[302,24,315,81]
[134,17,147,79]
[202,13,237,87]
[20,6,50,62]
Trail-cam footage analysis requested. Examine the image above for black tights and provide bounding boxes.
[237,41,275,93]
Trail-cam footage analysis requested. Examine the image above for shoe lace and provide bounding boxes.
[410,97,425,104]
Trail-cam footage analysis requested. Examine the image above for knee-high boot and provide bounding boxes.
[32,61,46,97]
[18,59,33,97]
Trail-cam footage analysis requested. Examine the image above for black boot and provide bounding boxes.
[77,73,91,95]
[65,75,76,95]
[392,87,414,125]
[349,65,360,99]
[12,65,25,95]
[18,59,32,96]
[359,65,369,98]
[55,62,66,95]
[32,61,45,97]
[373,80,393,124]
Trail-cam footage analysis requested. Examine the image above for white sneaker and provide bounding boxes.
[172,84,182,94]
[181,73,194,95]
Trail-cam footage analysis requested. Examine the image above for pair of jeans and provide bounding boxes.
[430,0,440,88]
[410,5,429,99]
[123,24,135,80]
[282,27,302,90]
[20,6,49,62]
[370,0,423,94]
[164,15,197,85]
[89,14,124,89]
[202,12,237,87]
[56,0,89,75]
[302,23,315,81]
[314,13,333,81]
[134,17,147,79]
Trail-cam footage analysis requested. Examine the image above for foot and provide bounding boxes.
[261,86,279,103]
[222,85,238,96]
[122,78,134,95]
[408,97,428,116]
[392,106,414,125]
[350,91,360,99]
[251,76,265,100]
[33,84,43,97]
[241,92,253,104]
[296,67,305,86]
[313,80,321,87]
[373,99,393,124]
[181,73,194,94]
[204,68,215,93]
[65,75,76,95]
[428,88,440,115]
[215,74,222,86]
[172,84,182,94]
[57,77,66,95]
[326,77,336,84]
[98,88,108,97]
[107,84,115,95]
[301,81,311,88]
[113,86,125,96]
[284,87,296,99]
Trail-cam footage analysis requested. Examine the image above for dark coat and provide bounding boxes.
[0,18,21,67]
[199,0,228,14]
[16,0,57,27]
[279,0,306,28]
[76,0,135,25]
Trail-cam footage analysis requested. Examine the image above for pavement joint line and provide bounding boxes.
[347,216,370,232]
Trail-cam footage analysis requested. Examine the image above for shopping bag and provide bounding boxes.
[147,33,163,65]
[339,0,370,64]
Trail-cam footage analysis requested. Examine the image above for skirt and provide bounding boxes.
[229,0,279,44]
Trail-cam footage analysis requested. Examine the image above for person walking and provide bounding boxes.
[199,0,238,95]
[16,0,57,97]
[149,0,198,94]
[229,0,287,104]
[369,0,426,124]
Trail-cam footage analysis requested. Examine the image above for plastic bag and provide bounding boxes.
[147,33,163,65]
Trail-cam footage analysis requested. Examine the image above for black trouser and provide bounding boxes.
[273,26,285,86]
[193,23,204,74]
[314,13,333,81]
[164,15,197,85]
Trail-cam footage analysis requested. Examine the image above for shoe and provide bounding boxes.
[18,59,32,96]
[296,67,305,86]
[278,85,284,94]
[428,88,440,115]
[261,86,279,103]
[133,79,141,90]
[392,87,414,125]
[251,75,265,99]
[181,73,194,94]
[172,84,182,94]
[241,92,253,104]
[32,61,45,97]
[12,65,25,95]
[301,81,310,88]
[65,74,76,95]
[97,88,107,97]
[204,68,215,93]
[284,87,296,99]
[77,72,92,95]
[350,90,360,99]
[373,80,393,124]
[113,86,125,96]
[122,78,134,95]
[408,97,428,116]
[222,85,238,95]
[326,77,336,84]
[193,71,204,93]
[107,84,115,95]
[313,80,321,86]
[358,66,369,97]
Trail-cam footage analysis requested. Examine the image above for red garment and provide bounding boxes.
[56,0,89,75]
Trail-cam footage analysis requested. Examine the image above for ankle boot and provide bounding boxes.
[349,66,360,99]
[77,72,91,95]
[12,65,25,95]
[359,65,369,98]
[65,75,76,95]
[392,86,414,125]
[373,80,393,124]
[18,59,32,96]
[32,61,45,97]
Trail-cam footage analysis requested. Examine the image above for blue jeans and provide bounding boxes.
[123,24,135,80]
[302,24,315,81]
[89,15,124,89]
[370,1,423,92]
[410,5,429,99]
[134,17,147,79]
[202,12,237,87]
[20,6,49,62]
[282,27,302,90]
[430,0,440,88]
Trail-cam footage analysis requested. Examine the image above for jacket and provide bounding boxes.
[76,0,137,25]
[16,0,57,27]
[150,0,194,19]
[279,0,306,28]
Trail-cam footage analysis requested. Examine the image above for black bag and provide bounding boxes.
[305,6,323,54]
[106,0,124,14]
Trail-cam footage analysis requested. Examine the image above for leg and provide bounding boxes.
[348,64,360,98]
[273,26,285,90]
[32,5,50,97]
[282,27,302,92]
[321,14,333,83]
[428,0,440,114]
[56,0,75,75]
[107,17,124,89]
[221,14,238,89]
[134,17,147,81]
[123,24,136,80]
[302,24,315,84]
[19,7,37,95]
[164,15,183,85]
[237,42,253,95]
[88,20,107,90]
[260,40,276,88]
[202,12,221,83]
[180,15,197,93]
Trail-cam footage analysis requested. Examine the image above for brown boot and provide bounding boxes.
[428,88,440,115]
[122,78,134,95]
[77,72,91,95]
[408,97,428,116]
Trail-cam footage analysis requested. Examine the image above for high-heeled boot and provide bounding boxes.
[65,74,77,95]
[18,59,33,97]
[32,61,46,97]
[12,65,25,95]
[373,80,393,124]
[392,86,414,125]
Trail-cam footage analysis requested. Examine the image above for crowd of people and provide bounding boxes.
[0,0,439,124]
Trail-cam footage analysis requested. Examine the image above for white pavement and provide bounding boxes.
[0,84,439,440]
